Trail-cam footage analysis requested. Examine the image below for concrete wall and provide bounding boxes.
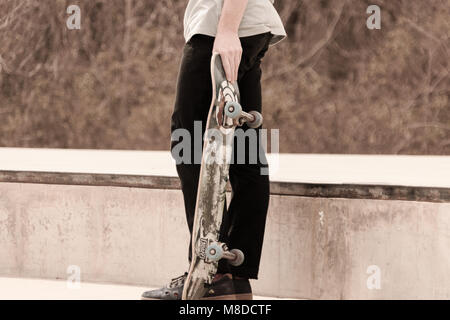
[1,182,449,299]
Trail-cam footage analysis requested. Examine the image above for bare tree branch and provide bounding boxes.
[263,0,347,82]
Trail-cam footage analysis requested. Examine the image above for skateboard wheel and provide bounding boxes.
[247,111,263,129]
[229,249,245,267]
[206,243,223,261]
[224,102,242,119]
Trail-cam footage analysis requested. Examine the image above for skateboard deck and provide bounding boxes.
[182,53,262,300]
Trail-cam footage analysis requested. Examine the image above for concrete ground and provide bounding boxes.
[0,277,291,300]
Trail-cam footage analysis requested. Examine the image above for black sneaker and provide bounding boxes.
[201,274,253,300]
[141,273,187,300]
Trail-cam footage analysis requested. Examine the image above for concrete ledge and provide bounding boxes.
[0,170,448,203]
[1,182,449,299]
[1,149,450,299]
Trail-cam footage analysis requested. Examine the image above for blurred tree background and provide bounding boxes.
[0,0,448,154]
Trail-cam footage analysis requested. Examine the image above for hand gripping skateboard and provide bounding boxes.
[182,53,263,300]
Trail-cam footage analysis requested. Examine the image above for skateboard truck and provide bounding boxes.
[224,101,263,129]
[205,242,245,267]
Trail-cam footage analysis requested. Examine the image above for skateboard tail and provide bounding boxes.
[184,276,209,300]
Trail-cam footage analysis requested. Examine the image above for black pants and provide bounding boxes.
[170,33,272,279]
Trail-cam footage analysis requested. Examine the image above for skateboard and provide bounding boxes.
[182,53,263,300]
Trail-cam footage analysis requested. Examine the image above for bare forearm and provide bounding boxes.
[217,0,249,34]
[214,0,248,82]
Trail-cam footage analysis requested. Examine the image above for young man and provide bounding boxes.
[142,0,286,300]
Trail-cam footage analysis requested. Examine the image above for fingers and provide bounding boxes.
[221,54,233,82]
[221,50,241,83]
[212,32,242,83]
[229,55,235,82]
[229,53,236,83]
[234,49,242,82]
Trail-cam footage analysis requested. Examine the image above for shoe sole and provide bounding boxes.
[200,293,253,300]
[141,297,181,300]
[141,294,181,300]
[141,293,253,301]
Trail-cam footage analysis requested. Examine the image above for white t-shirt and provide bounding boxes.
[184,0,287,45]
